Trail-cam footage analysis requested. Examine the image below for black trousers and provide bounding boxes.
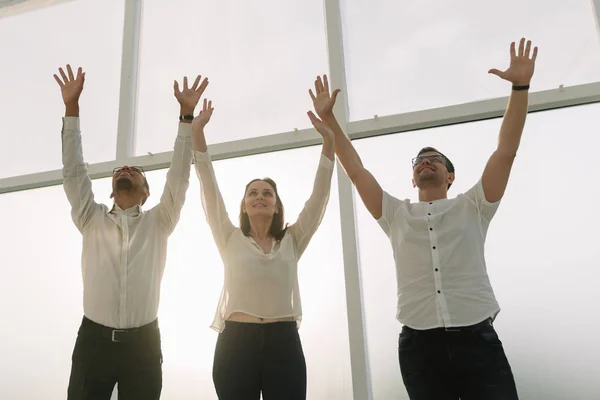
[67,316,163,400]
[398,319,519,400]
[212,321,307,400]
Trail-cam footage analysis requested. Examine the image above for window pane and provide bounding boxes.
[0,178,114,399]
[0,0,124,178]
[353,104,600,399]
[135,0,328,156]
[146,146,351,398]
[342,0,600,121]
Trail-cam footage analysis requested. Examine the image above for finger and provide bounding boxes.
[76,67,83,79]
[518,38,525,57]
[331,88,341,103]
[509,42,516,59]
[532,46,538,62]
[524,40,532,58]
[307,110,320,124]
[53,74,64,87]
[173,80,180,94]
[67,64,75,81]
[208,100,213,112]
[192,75,201,91]
[323,74,330,93]
[59,67,68,84]
[309,89,316,101]
[203,98,207,111]
[316,76,324,93]
[488,68,505,79]
[183,76,189,90]
[197,77,209,94]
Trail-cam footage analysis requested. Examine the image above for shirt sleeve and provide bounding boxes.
[155,123,194,234]
[289,154,335,258]
[376,191,405,237]
[464,179,501,224]
[61,117,102,232]
[193,151,235,252]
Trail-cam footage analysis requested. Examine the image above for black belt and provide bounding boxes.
[405,318,492,334]
[81,316,159,343]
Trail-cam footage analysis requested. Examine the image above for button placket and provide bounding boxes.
[119,214,129,327]
[427,203,451,325]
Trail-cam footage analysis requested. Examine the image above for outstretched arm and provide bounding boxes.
[157,75,209,234]
[288,112,335,257]
[55,65,101,232]
[310,75,385,219]
[483,38,538,203]
[192,100,235,252]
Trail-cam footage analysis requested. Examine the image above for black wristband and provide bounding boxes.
[512,85,530,91]
[179,114,194,121]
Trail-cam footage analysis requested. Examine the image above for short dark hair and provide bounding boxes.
[239,178,288,241]
[417,146,455,189]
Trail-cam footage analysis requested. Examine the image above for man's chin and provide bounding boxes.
[115,178,133,191]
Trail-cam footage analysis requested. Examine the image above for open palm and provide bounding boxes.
[309,74,341,119]
[489,38,538,86]
[53,65,85,105]
[192,98,214,130]
[174,75,209,111]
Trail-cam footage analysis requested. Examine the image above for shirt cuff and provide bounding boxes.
[319,154,335,169]
[177,122,192,138]
[62,116,80,132]
[193,150,211,163]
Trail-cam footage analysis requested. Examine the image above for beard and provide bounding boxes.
[414,170,444,189]
[114,177,134,191]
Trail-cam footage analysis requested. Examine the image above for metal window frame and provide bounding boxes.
[2,0,600,398]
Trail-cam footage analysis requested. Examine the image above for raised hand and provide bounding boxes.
[54,65,85,105]
[192,98,214,131]
[174,75,209,114]
[489,38,538,86]
[307,111,334,141]
[309,74,341,120]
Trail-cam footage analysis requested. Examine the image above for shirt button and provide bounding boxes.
[435,268,439,271]
[429,227,433,231]
[437,290,441,294]
[428,213,431,216]
[432,246,436,249]
[429,202,433,205]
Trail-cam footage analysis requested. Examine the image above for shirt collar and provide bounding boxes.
[108,203,142,216]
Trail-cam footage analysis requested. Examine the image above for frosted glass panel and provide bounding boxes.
[342,0,600,120]
[135,0,328,155]
[0,0,123,178]
[353,104,600,400]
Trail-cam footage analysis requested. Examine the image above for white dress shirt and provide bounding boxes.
[378,180,501,330]
[62,117,193,329]
[193,151,334,332]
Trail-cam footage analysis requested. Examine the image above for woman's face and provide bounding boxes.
[243,180,278,218]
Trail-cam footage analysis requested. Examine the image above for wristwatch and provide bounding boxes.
[179,114,194,121]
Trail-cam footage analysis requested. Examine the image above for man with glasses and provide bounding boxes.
[309,38,538,399]
[55,64,208,400]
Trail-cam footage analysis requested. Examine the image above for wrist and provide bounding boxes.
[180,106,195,115]
[65,103,79,117]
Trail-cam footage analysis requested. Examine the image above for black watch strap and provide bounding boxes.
[512,85,530,91]
[179,114,194,121]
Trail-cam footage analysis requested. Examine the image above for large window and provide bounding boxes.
[135,0,328,156]
[0,0,124,178]
[0,146,352,399]
[341,0,600,121]
[353,103,600,400]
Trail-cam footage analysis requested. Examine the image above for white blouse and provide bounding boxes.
[193,151,334,332]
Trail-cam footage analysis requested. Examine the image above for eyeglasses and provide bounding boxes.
[113,166,146,176]
[411,155,445,168]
